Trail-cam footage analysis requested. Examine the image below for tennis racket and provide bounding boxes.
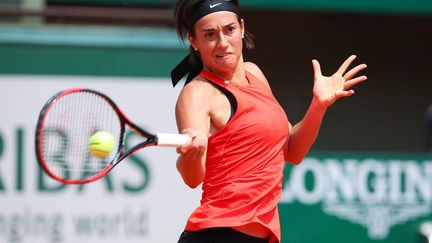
[35,87,189,184]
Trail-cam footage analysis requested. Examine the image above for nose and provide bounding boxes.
[216,33,228,48]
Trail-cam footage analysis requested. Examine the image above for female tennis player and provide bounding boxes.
[171,0,367,242]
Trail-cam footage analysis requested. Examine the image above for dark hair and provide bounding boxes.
[174,0,255,51]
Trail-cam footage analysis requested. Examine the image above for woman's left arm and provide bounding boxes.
[284,55,367,164]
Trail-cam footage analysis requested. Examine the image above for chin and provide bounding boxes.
[216,60,238,70]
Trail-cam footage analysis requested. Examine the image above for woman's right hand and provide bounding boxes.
[176,128,207,159]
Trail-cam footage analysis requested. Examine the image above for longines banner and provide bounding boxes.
[1,76,431,243]
[280,153,432,243]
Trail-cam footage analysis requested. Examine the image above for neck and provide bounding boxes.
[205,57,247,85]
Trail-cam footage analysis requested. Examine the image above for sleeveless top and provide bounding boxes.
[184,69,290,243]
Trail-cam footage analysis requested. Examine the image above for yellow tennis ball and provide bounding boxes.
[88,131,116,158]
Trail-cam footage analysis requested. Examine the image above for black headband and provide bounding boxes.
[188,0,239,32]
[171,0,240,87]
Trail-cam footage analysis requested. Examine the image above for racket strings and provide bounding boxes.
[41,91,121,181]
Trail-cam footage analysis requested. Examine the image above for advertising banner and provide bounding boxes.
[0,75,200,243]
[280,153,432,243]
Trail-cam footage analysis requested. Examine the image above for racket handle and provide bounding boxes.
[156,133,191,147]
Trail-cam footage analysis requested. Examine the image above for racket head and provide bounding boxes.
[35,88,127,184]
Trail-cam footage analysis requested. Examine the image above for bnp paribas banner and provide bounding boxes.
[280,152,432,243]
[1,76,431,243]
[0,75,201,243]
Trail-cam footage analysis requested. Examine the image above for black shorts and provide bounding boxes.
[177,227,268,243]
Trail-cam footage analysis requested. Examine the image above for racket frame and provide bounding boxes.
[35,88,186,184]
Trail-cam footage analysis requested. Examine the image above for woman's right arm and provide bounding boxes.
[175,80,212,188]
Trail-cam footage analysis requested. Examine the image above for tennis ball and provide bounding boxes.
[88,131,116,158]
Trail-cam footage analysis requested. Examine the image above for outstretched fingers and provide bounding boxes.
[338,55,367,91]
[336,89,355,99]
[336,55,357,75]
[344,75,367,90]
[344,63,367,80]
[312,55,366,101]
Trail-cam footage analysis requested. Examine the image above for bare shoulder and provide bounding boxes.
[178,76,217,97]
[176,76,218,112]
[175,76,219,135]
[244,62,266,80]
[244,62,272,91]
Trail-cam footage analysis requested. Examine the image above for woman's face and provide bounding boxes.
[189,11,244,75]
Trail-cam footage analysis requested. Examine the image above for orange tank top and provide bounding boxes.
[185,70,289,243]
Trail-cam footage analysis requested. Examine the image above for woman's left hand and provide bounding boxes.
[312,55,367,109]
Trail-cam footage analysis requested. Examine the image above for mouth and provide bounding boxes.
[215,53,232,58]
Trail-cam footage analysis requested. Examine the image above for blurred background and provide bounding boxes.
[0,0,431,243]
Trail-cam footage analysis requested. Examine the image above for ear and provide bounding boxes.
[187,33,197,50]
[240,19,245,38]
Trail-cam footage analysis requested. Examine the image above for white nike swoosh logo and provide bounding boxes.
[209,3,222,8]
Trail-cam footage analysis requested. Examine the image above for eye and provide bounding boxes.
[204,32,214,38]
[226,26,235,33]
